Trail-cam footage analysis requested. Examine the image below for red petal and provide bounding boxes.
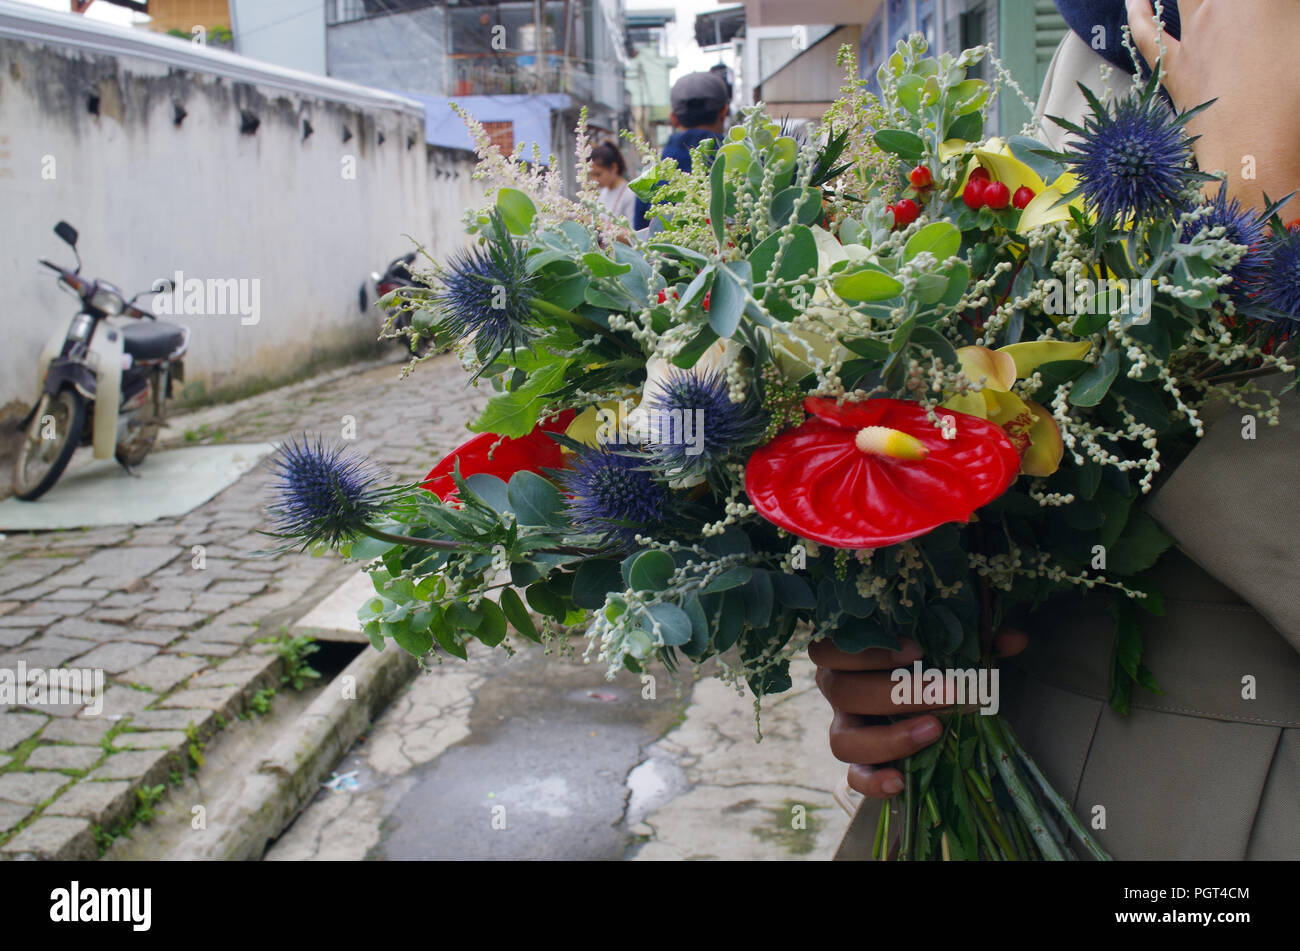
[422,410,575,501]
[746,400,1020,548]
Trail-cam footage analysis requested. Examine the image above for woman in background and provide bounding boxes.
[589,141,637,225]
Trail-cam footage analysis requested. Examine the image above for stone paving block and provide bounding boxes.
[3,635,101,667]
[84,686,155,721]
[138,611,207,630]
[90,608,140,624]
[127,707,216,739]
[55,546,178,585]
[0,816,96,860]
[45,780,134,828]
[114,730,186,751]
[99,593,152,608]
[47,587,110,602]
[0,711,47,750]
[0,601,17,616]
[0,614,60,629]
[39,717,115,744]
[42,618,127,641]
[0,770,71,805]
[71,642,159,674]
[25,745,102,772]
[0,628,36,648]
[155,685,244,717]
[165,638,242,657]
[209,580,268,595]
[108,627,185,647]
[183,624,258,645]
[0,801,30,834]
[116,654,206,693]
[188,592,249,614]
[135,590,196,613]
[0,649,77,670]
[84,749,172,786]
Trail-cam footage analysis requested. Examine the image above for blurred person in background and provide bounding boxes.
[589,141,637,224]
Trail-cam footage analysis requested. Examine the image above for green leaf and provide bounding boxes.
[1069,350,1120,407]
[709,151,727,246]
[744,570,774,628]
[680,264,715,308]
[1108,510,1172,576]
[393,624,433,657]
[700,565,753,594]
[506,470,564,526]
[627,549,675,592]
[945,112,982,141]
[499,588,540,642]
[645,602,692,647]
[833,266,904,302]
[769,571,816,609]
[842,336,892,360]
[830,616,899,653]
[903,222,961,264]
[582,252,631,277]
[471,358,572,438]
[709,262,749,338]
[770,187,822,226]
[497,188,536,235]
[909,325,958,365]
[475,598,508,647]
[525,582,567,621]
[572,558,623,609]
[873,129,925,162]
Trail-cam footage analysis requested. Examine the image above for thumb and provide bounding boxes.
[1126,0,1179,77]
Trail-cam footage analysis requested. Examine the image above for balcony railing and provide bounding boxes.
[448,51,594,100]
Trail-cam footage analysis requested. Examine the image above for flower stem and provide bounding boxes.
[998,718,1113,860]
[529,297,640,354]
[977,714,1066,860]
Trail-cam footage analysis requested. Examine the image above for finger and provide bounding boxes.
[847,763,906,799]
[829,710,944,766]
[1126,0,1181,73]
[808,636,923,672]
[816,667,953,715]
[993,626,1029,658]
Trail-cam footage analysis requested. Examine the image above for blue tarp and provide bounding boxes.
[398,91,574,163]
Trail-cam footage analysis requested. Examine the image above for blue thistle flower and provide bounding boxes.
[1055,83,1202,230]
[431,221,537,366]
[267,438,391,549]
[645,369,765,480]
[1255,225,1300,326]
[561,446,667,546]
[1183,185,1272,312]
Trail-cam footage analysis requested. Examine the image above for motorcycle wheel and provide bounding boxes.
[12,389,87,501]
[115,397,161,468]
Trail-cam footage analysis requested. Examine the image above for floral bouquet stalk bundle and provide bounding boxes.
[266,35,1298,860]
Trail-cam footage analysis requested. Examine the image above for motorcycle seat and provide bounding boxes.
[121,321,187,361]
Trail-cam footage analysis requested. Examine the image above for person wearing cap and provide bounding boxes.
[633,71,731,231]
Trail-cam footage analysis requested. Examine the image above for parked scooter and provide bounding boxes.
[361,250,432,352]
[11,222,189,501]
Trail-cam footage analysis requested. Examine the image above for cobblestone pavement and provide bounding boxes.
[0,352,485,859]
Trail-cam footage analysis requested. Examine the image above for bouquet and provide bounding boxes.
[266,35,1298,860]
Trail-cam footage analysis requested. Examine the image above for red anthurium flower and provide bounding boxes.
[745,398,1021,548]
[422,410,576,502]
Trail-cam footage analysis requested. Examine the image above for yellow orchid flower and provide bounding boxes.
[941,341,1090,476]
[942,136,1084,232]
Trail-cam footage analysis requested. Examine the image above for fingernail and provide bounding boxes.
[910,718,941,742]
[882,777,904,795]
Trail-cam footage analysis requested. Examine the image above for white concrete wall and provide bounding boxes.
[230,0,328,76]
[0,3,482,423]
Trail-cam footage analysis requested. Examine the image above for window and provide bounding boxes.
[916,0,936,50]
[860,8,885,97]
[888,0,912,50]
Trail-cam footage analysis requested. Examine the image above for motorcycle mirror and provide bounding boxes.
[54,221,78,247]
[152,278,174,295]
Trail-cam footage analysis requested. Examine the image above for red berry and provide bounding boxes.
[983,181,1011,210]
[1012,186,1036,209]
[702,291,711,312]
[968,166,991,183]
[892,199,919,228]
[657,289,668,304]
[908,165,932,189]
[962,179,987,210]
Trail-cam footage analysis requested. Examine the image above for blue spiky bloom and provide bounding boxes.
[267,438,390,549]
[1060,85,1197,230]
[561,446,667,546]
[646,369,765,480]
[1183,185,1272,310]
[1255,226,1300,326]
[432,224,537,365]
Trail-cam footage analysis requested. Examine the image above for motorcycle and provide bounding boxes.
[360,250,437,354]
[11,221,189,501]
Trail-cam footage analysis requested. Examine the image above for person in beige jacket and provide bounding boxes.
[822,0,1300,860]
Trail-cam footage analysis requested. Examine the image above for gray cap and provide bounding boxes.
[670,71,730,115]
